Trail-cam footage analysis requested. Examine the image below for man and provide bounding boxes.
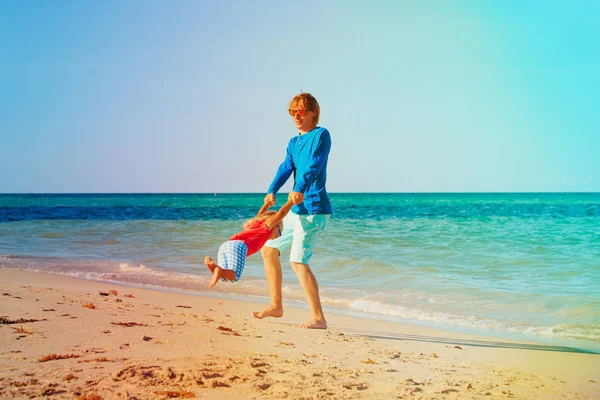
[252,92,332,329]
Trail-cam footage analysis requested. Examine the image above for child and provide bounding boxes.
[204,198,294,288]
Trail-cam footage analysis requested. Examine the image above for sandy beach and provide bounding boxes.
[1,269,598,399]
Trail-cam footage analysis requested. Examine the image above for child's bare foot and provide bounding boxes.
[252,305,283,319]
[204,256,217,273]
[209,266,235,288]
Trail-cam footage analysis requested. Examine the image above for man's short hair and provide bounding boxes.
[289,92,320,125]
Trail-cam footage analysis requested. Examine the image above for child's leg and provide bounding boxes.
[204,256,217,273]
[209,267,236,288]
[205,256,236,287]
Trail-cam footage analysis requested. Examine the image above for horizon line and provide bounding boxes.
[1,191,599,195]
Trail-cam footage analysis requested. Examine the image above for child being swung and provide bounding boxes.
[204,198,294,288]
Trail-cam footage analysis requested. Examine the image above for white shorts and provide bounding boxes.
[264,212,330,265]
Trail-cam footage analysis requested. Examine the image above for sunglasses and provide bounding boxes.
[288,109,307,117]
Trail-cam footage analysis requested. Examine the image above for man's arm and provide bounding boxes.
[267,144,295,196]
[292,129,331,194]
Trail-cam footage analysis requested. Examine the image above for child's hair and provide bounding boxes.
[243,210,276,230]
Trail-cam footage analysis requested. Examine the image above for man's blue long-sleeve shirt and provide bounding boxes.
[267,127,332,215]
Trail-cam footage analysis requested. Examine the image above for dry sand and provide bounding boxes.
[1,269,598,399]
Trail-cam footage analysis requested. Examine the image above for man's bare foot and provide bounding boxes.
[209,266,235,288]
[252,305,283,319]
[297,319,327,329]
[204,256,218,273]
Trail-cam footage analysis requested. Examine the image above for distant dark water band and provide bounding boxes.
[1,205,599,222]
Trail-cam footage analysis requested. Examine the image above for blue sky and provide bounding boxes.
[1,1,598,193]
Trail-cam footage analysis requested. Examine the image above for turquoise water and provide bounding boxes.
[1,193,599,351]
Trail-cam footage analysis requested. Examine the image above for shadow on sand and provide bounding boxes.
[343,328,599,355]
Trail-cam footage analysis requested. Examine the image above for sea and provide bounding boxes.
[1,193,599,352]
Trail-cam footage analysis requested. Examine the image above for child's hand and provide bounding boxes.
[264,195,275,207]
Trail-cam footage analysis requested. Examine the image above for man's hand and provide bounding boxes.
[264,193,276,207]
[289,191,304,205]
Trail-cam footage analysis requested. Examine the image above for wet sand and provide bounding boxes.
[1,269,598,399]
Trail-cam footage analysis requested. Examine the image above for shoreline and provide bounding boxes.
[3,264,599,354]
[1,269,599,399]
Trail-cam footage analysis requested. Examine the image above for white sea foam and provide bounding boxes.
[320,297,353,308]
[119,263,151,273]
[525,324,600,342]
[348,298,516,332]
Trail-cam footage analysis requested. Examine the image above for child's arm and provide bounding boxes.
[255,196,275,218]
[264,199,294,229]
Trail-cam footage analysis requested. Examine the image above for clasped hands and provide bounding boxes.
[264,192,304,206]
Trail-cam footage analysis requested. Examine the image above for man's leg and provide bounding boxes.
[290,214,329,329]
[254,213,295,319]
[290,262,327,329]
[252,246,284,319]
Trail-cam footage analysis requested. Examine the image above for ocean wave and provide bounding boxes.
[525,324,600,342]
[348,299,513,331]
[119,262,153,273]
[0,254,18,259]
[347,299,600,344]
